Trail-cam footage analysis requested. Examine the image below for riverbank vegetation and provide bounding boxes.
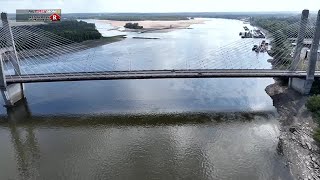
[251,17,315,69]
[314,129,320,143]
[36,20,102,42]
[250,17,299,69]
[308,80,320,143]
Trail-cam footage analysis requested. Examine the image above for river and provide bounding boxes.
[0,18,293,179]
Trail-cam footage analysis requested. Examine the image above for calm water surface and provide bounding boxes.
[0,19,293,179]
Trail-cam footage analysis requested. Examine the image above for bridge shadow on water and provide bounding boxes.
[0,98,278,127]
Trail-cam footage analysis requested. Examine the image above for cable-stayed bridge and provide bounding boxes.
[0,10,320,106]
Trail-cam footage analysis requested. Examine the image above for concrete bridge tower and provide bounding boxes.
[290,10,320,94]
[0,12,25,106]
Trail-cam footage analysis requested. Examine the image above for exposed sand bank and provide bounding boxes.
[97,19,206,32]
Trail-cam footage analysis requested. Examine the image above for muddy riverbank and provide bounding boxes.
[265,80,320,180]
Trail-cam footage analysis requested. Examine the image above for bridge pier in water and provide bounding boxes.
[289,10,320,94]
[0,12,25,107]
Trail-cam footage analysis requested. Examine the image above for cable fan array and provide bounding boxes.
[0,13,318,81]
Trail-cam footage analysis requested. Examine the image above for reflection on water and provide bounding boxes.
[0,101,293,180]
[0,100,40,180]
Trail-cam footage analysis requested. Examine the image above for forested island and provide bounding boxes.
[124,22,143,29]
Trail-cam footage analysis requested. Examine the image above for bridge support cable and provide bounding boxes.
[8,29,59,76]
[12,14,298,73]
[0,32,27,75]
[193,21,301,70]
[11,26,90,64]
[3,26,77,76]
[8,25,106,78]
[270,26,308,70]
[11,25,130,77]
[12,25,88,53]
[12,29,84,74]
[0,26,65,76]
[0,10,320,103]
[173,18,302,70]
[9,25,129,77]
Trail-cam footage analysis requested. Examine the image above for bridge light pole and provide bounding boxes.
[0,12,25,107]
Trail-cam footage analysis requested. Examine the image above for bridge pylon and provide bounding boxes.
[290,10,320,94]
[0,12,25,107]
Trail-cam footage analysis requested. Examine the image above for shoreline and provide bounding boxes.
[260,19,320,178]
[265,80,320,179]
[80,35,126,48]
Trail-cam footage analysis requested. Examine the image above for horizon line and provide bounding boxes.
[5,10,315,14]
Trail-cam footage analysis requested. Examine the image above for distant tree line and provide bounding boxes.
[36,20,102,42]
[98,16,189,21]
[0,20,102,51]
[61,12,299,21]
[124,23,143,29]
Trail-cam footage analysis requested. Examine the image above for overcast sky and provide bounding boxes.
[1,0,319,13]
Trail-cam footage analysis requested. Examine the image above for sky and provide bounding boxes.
[1,0,319,13]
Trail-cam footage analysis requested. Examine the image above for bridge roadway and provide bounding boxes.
[5,69,320,84]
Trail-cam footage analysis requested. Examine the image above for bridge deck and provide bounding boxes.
[5,69,320,84]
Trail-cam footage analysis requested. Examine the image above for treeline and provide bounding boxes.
[35,20,102,43]
[251,16,316,38]
[98,16,189,21]
[0,20,102,51]
[62,12,298,21]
